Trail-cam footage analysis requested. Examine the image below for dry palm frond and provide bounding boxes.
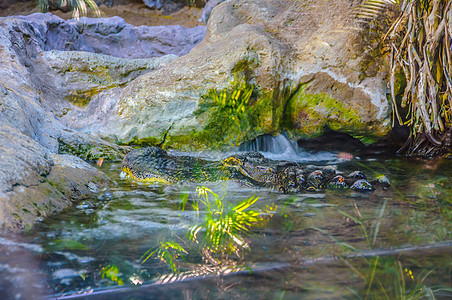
[387,0,452,155]
[355,0,452,156]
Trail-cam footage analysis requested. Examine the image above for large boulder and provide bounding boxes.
[0,125,110,232]
[81,0,391,150]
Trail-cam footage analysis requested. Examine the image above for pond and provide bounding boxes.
[0,145,451,299]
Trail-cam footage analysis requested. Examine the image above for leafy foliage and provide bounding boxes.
[140,241,188,273]
[197,80,259,146]
[141,186,276,274]
[354,0,398,24]
[189,187,266,258]
[37,0,100,18]
[99,264,124,285]
[205,82,254,124]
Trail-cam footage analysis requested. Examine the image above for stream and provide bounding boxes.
[0,138,451,299]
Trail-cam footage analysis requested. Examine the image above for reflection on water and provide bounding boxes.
[0,155,451,299]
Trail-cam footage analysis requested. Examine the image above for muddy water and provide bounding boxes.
[0,154,451,299]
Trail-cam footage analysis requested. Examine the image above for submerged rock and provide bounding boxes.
[328,175,347,189]
[372,174,391,189]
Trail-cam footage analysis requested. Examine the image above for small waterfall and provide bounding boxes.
[239,132,298,155]
[238,132,337,162]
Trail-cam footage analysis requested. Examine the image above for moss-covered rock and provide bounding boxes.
[286,84,362,138]
[57,134,132,162]
[162,80,278,150]
[285,78,389,143]
[42,50,178,107]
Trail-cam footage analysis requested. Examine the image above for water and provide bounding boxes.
[0,140,451,299]
[238,132,337,162]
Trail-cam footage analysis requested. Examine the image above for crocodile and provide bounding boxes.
[121,147,385,192]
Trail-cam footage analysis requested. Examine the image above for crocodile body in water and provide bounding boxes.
[121,147,384,192]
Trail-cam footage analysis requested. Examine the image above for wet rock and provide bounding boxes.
[46,154,110,202]
[296,173,306,189]
[321,166,336,180]
[347,171,367,182]
[350,179,374,192]
[58,133,132,162]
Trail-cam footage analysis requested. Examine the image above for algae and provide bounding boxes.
[58,139,125,162]
[285,84,380,143]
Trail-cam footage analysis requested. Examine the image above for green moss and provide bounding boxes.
[285,84,372,141]
[58,139,125,162]
[65,87,105,107]
[123,136,162,148]
[356,7,399,80]
[61,61,124,107]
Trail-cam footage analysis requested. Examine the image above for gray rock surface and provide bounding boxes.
[19,13,206,59]
[0,125,110,231]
